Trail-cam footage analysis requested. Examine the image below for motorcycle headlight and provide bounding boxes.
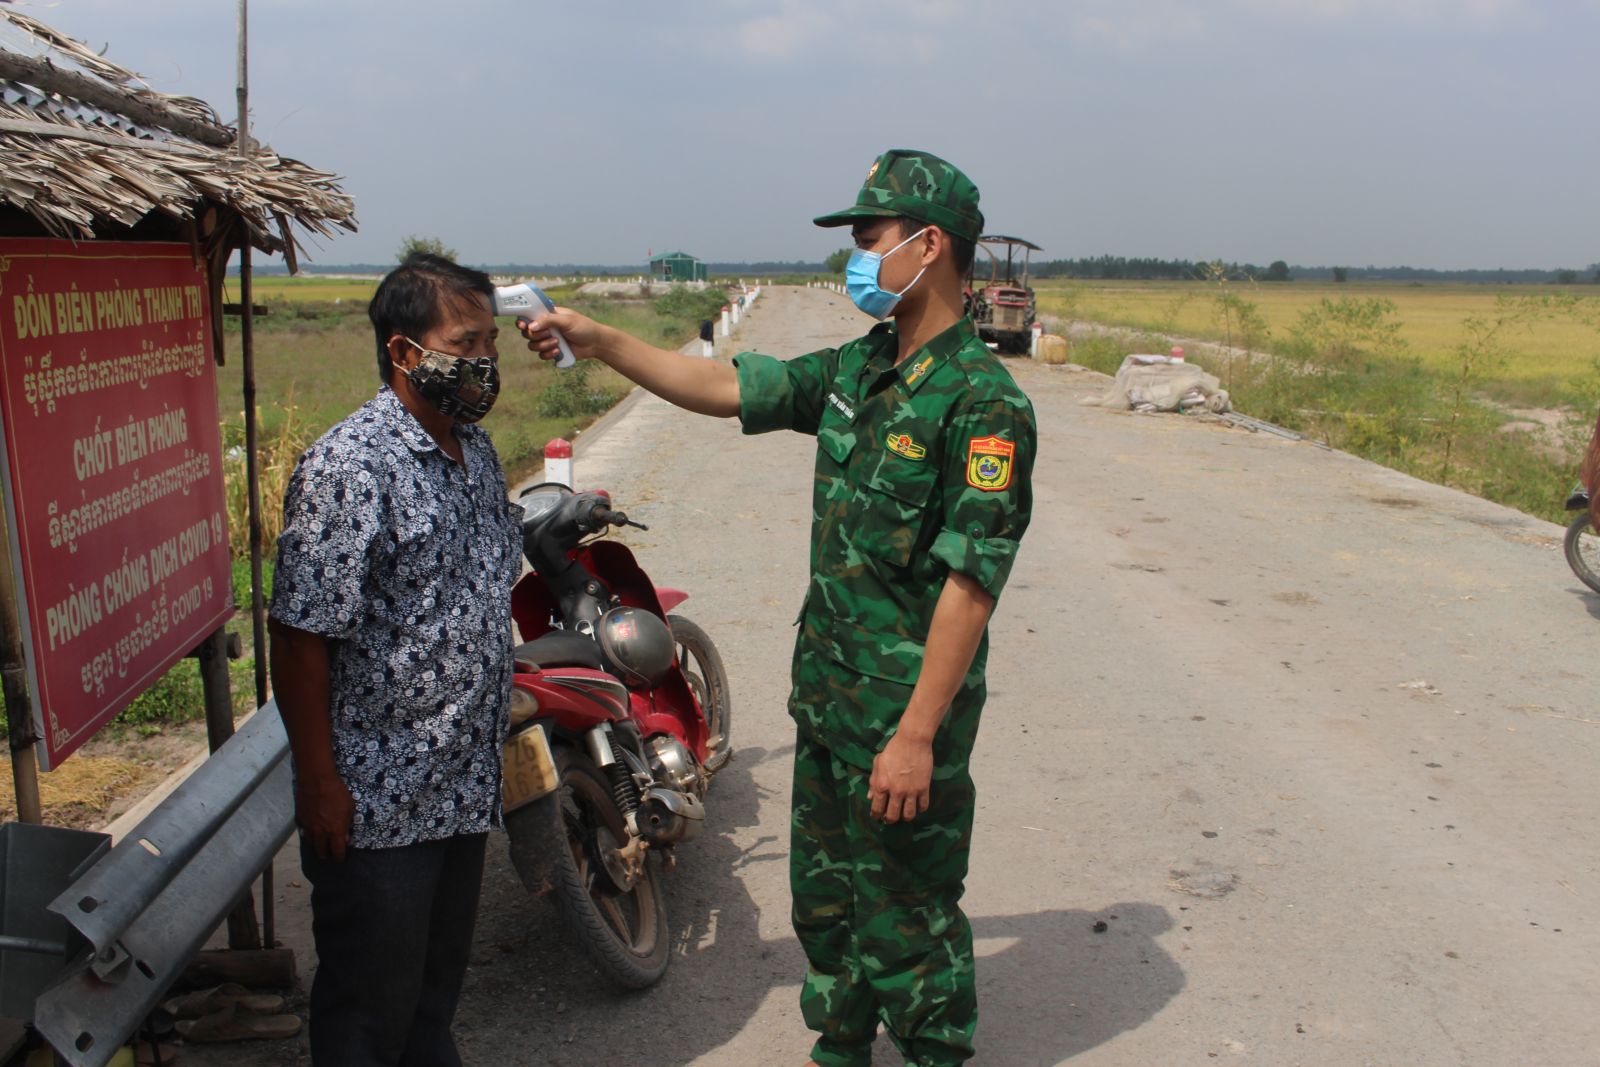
[508,686,539,726]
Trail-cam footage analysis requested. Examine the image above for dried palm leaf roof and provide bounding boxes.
[0,9,356,255]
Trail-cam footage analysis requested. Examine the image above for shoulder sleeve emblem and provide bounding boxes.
[965,435,1015,491]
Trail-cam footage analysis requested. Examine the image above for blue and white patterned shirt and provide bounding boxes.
[270,387,523,848]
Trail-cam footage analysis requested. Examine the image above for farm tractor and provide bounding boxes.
[965,235,1041,353]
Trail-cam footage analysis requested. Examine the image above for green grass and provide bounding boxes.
[1065,322,1585,526]
[1041,279,1600,525]
[1036,279,1600,408]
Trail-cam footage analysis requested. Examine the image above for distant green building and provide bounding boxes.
[650,251,707,283]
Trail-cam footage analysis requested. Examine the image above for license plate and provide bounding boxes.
[502,725,558,812]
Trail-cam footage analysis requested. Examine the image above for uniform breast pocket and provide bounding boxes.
[856,456,938,567]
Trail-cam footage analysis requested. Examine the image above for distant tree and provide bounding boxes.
[1264,260,1292,282]
[1556,269,1579,285]
[397,234,458,263]
[824,248,851,274]
[1332,266,1349,283]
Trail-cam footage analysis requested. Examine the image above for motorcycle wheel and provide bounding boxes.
[1565,512,1600,596]
[668,614,733,774]
[505,745,670,989]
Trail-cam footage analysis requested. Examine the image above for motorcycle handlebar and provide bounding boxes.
[588,502,648,533]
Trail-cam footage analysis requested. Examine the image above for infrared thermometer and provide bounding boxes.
[493,282,576,368]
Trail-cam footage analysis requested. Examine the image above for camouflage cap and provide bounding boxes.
[813,148,984,243]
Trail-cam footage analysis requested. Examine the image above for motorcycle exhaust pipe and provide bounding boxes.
[637,787,705,845]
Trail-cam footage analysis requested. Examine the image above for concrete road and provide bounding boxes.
[196,285,1600,1066]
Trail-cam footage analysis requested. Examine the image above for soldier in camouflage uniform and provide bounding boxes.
[518,149,1034,1067]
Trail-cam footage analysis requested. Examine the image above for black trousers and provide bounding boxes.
[299,831,488,1067]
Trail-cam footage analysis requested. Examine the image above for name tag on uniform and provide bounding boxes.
[826,391,856,421]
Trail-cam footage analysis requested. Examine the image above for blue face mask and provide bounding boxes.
[845,226,929,320]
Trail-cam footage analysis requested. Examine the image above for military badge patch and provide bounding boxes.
[886,431,927,460]
[965,435,1014,491]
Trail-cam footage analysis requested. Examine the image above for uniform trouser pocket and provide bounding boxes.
[790,729,978,1067]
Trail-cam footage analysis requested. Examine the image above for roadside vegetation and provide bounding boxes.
[1036,277,1600,524]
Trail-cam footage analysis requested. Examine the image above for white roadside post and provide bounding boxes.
[1030,322,1044,359]
[544,438,573,488]
[721,305,731,337]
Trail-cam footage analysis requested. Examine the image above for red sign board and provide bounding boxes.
[0,239,233,769]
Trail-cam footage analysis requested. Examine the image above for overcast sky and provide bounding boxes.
[29,0,1600,269]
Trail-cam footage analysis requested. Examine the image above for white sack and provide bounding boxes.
[1082,355,1231,413]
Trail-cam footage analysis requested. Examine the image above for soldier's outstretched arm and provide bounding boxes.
[519,308,740,418]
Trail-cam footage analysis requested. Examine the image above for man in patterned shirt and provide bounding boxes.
[269,254,522,1065]
[519,150,1034,1067]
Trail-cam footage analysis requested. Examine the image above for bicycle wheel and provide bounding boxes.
[1564,512,1600,595]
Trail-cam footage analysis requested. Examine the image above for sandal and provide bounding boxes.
[175,1004,302,1043]
[162,982,285,1019]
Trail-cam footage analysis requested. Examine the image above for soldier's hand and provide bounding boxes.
[869,733,934,824]
[518,307,605,363]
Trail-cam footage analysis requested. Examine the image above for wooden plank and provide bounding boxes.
[0,50,234,147]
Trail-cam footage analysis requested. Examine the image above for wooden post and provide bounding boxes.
[236,0,277,952]
[195,627,261,950]
[196,628,237,754]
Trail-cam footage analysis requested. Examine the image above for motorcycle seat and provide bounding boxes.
[514,630,608,672]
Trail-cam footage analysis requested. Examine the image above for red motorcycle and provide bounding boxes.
[500,484,731,988]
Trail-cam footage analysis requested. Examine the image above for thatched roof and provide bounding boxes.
[0,9,355,257]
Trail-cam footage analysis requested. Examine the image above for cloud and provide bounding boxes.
[876,0,964,22]
[1231,0,1526,24]
[721,0,961,63]
[1057,0,1527,49]
[1067,2,1210,50]
[733,5,836,60]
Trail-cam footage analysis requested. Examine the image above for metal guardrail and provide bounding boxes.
[0,823,109,1023]
[21,703,293,1067]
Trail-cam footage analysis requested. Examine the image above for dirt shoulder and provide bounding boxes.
[2,719,212,830]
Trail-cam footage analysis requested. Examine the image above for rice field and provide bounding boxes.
[1034,279,1600,409]
[233,273,380,304]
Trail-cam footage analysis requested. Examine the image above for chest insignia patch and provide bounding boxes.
[886,431,927,460]
[904,354,935,387]
[826,391,856,422]
[965,435,1015,491]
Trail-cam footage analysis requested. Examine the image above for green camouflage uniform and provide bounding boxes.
[734,149,1034,1065]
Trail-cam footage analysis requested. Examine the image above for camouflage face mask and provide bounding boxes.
[399,337,501,422]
